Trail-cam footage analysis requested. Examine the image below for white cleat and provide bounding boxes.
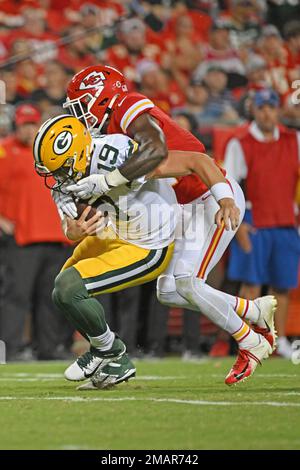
[253,295,277,352]
[64,351,106,381]
[64,338,126,381]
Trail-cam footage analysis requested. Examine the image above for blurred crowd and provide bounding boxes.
[0,0,300,362]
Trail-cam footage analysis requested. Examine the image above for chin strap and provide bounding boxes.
[98,94,120,131]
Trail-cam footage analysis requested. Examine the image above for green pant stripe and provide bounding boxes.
[82,248,158,286]
[85,247,169,295]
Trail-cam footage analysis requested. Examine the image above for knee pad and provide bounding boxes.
[156,275,177,306]
[157,275,176,294]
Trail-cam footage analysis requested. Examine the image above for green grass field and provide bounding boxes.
[0,358,299,450]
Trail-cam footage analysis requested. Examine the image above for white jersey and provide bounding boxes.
[89,134,180,249]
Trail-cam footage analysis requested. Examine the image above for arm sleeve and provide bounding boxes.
[223,138,248,183]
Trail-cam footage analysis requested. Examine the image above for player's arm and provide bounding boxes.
[150,150,240,231]
[120,113,168,179]
[67,114,167,199]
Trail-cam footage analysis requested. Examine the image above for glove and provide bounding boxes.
[67,174,110,200]
[52,187,78,219]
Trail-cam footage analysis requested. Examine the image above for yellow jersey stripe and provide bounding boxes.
[121,99,154,132]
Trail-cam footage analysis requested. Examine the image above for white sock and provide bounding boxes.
[218,292,261,323]
[231,320,261,349]
[88,327,115,351]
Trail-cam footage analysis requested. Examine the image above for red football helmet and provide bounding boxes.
[63,65,128,131]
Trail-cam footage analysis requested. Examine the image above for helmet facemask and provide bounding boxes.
[35,157,78,194]
[63,90,120,133]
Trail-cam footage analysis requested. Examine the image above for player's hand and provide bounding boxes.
[51,188,78,219]
[235,222,256,253]
[65,207,103,241]
[215,198,240,231]
[67,175,110,200]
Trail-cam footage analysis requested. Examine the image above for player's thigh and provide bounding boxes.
[61,227,119,271]
[73,241,174,296]
[174,179,245,280]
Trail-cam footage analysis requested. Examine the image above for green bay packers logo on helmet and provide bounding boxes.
[33,114,92,191]
[53,130,73,155]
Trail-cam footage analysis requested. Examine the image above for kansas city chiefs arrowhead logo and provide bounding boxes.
[79,71,106,90]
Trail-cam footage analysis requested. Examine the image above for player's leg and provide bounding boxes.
[157,236,199,311]
[53,229,174,382]
[52,232,125,380]
[157,184,261,317]
[173,180,273,384]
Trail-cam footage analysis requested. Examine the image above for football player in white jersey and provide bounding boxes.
[67,134,275,390]
[34,115,276,389]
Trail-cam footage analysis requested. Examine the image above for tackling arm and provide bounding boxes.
[119,113,168,180]
[67,113,168,199]
[150,150,240,231]
[150,150,227,186]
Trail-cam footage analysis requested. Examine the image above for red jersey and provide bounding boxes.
[107,92,225,203]
[0,135,67,246]
[239,127,299,228]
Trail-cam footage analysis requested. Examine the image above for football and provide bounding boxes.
[75,199,98,221]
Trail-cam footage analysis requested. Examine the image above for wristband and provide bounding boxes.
[106,168,129,188]
[210,182,233,202]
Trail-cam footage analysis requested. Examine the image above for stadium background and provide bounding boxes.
[0,0,300,362]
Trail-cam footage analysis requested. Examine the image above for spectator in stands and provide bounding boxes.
[257,25,291,97]
[0,104,73,360]
[221,0,262,50]
[106,17,162,89]
[174,79,210,125]
[10,39,44,97]
[201,66,240,124]
[237,55,269,118]
[165,13,203,89]
[172,110,206,145]
[30,61,71,113]
[266,0,300,35]
[224,89,300,358]
[193,20,246,88]
[4,6,58,64]
[58,24,95,73]
[139,60,185,114]
[283,20,300,83]
[80,3,117,55]
[0,67,26,106]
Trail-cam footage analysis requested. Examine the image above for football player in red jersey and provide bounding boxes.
[63,65,276,386]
